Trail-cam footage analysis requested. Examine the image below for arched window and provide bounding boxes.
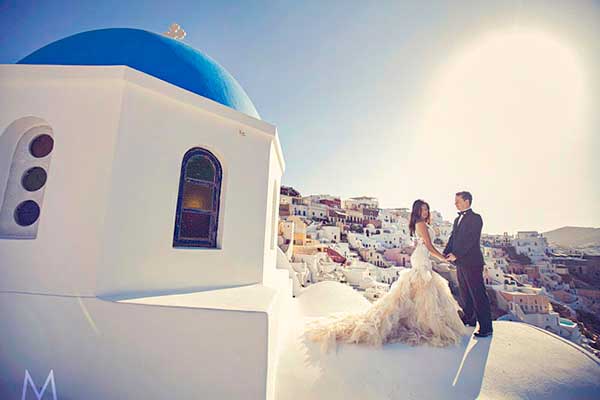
[173,148,222,248]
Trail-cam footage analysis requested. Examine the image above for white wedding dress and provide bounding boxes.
[304,224,468,353]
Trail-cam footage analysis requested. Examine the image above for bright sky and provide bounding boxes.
[1,0,598,234]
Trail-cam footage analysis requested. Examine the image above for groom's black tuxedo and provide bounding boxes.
[443,209,484,268]
[443,208,493,333]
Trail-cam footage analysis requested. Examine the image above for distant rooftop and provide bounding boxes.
[348,196,377,200]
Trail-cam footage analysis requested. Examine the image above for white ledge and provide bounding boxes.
[113,283,278,313]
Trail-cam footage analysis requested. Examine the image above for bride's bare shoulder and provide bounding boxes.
[415,221,427,233]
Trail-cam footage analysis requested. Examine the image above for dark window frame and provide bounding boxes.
[173,147,222,248]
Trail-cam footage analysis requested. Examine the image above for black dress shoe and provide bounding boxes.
[473,330,493,338]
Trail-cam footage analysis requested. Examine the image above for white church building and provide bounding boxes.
[0,27,290,399]
[1,28,599,400]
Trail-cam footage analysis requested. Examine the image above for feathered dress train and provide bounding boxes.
[304,225,469,353]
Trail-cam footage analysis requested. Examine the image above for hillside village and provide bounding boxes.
[277,186,600,358]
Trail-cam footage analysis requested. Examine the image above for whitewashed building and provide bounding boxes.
[329,242,351,258]
[307,202,329,220]
[377,209,399,223]
[435,220,454,244]
[430,210,444,225]
[0,28,290,400]
[344,196,379,210]
[359,248,390,267]
[513,231,549,262]
[304,194,340,205]
[291,201,309,217]
[318,225,341,242]
[373,227,407,248]
[497,290,582,343]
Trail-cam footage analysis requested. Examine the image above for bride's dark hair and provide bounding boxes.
[409,199,430,237]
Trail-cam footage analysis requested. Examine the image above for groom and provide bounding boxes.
[444,191,493,338]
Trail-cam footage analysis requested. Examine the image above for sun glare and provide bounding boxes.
[415,28,589,232]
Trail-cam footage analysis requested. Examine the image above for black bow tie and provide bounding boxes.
[458,210,468,216]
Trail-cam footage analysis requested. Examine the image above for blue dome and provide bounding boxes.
[17,28,260,119]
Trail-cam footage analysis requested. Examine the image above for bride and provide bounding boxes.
[304,199,468,353]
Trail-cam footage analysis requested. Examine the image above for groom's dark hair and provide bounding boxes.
[456,191,473,205]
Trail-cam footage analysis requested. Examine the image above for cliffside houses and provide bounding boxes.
[277,188,449,301]
[482,232,587,345]
[497,290,582,343]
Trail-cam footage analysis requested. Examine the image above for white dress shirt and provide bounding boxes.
[456,207,471,226]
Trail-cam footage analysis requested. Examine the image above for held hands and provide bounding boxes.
[435,254,448,262]
[446,253,457,262]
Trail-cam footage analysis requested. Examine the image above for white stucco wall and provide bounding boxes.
[262,139,285,284]
[0,66,125,296]
[0,64,286,298]
[0,290,273,399]
[98,76,280,297]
